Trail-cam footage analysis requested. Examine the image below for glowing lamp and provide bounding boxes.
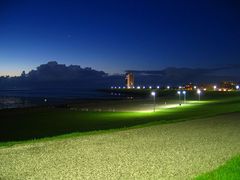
[151,92,156,112]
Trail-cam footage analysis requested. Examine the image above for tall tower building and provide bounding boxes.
[125,72,134,88]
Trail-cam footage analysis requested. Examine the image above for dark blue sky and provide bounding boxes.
[0,0,239,76]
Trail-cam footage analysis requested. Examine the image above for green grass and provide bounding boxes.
[1,96,240,145]
[0,92,240,178]
[1,113,240,179]
[195,155,240,180]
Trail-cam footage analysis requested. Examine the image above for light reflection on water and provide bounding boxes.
[0,97,34,109]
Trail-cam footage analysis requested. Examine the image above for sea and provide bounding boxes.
[0,88,122,109]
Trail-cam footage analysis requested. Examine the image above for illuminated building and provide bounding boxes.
[220,81,236,90]
[184,83,194,90]
[125,72,134,88]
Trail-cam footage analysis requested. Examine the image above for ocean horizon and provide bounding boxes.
[0,88,121,109]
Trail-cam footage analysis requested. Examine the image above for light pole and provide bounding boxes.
[177,91,181,104]
[197,89,201,101]
[213,85,217,91]
[151,91,156,112]
[183,91,186,104]
[236,85,239,90]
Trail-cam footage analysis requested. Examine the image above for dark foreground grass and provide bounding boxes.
[195,155,240,180]
[1,96,240,144]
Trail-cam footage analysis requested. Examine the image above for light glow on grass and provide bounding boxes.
[1,97,239,144]
[135,110,156,113]
[162,104,181,109]
[134,103,196,113]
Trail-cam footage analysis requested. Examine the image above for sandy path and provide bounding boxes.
[0,113,240,179]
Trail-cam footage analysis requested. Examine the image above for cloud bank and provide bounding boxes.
[0,61,239,89]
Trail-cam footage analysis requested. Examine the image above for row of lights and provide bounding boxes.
[111,85,203,90]
[213,85,239,91]
[111,85,239,91]
[111,85,193,90]
[111,86,171,89]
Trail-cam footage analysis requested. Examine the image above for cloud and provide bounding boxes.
[127,64,240,76]
[0,62,239,89]
[26,61,107,81]
[0,61,115,89]
[126,65,240,85]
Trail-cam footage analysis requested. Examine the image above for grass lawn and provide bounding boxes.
[195,155,240,180]
[0,94,240,144]
[0,113,240,179]
[0,93,240,179]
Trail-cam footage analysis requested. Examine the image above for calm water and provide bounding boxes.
[0,88,122,109]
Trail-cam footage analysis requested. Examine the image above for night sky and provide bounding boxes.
[0,0,239,76]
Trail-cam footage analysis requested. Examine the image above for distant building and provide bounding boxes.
[125,72,134,88]
[220,81,236,90]
[183,83,194,90]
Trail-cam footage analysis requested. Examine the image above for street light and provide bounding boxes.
[151,91,156,112]
[183,91,186,104]
[213,85,217,91]
[177,91,181,103]
[236,85,239,90]
[197,89,201,101]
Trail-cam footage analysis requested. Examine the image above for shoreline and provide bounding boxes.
[0,97,176,112]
